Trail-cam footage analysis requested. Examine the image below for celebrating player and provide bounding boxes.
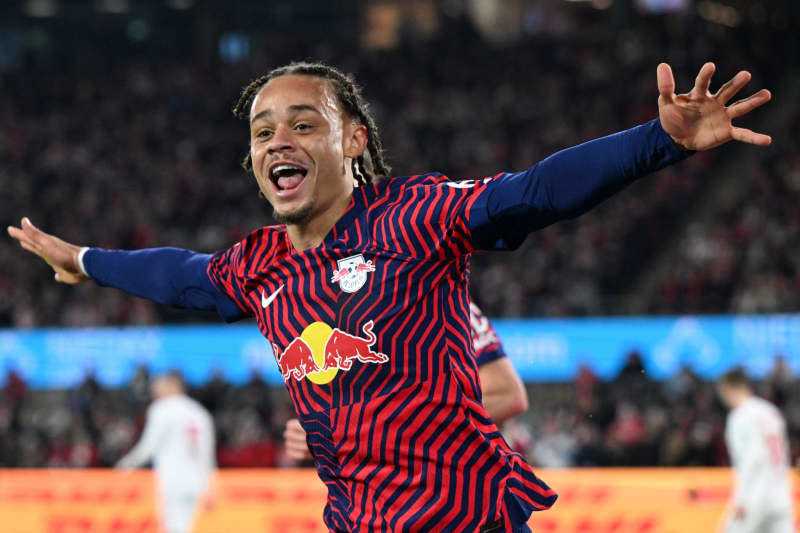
[285,301,528,462]
[716,368,795,533]
[116,372,216,533]
[9,60,771,532]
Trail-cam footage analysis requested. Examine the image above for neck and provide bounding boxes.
[287,191,353,251]
[731,390,752,409]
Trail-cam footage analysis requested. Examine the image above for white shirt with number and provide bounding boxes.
[725,396,793,516]
[118,394,215,494]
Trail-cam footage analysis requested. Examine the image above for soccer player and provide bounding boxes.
[285,301,528,462]
[116,372,216,533]
[716,368,795,533]
[9,60,771,532]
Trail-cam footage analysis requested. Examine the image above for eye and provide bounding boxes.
[295,123,311,132]
[256,129,272,139]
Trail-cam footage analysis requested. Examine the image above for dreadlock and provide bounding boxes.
[232,62,390,186]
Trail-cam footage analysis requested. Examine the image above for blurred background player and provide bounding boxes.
[116,371,216,533]
[716,367,794,533]
[284,301,528,462]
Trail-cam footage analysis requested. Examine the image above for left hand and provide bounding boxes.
[284,418,313,462]
[657,62,772,151]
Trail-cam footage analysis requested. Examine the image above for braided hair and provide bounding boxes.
[232,62,391,186]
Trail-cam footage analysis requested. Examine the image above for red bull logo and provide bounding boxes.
[272,320,389,385]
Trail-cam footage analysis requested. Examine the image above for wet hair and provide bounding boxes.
[232,62,390,186]
[718,367,750,387]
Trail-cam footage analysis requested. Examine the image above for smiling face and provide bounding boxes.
[249,74,365,226]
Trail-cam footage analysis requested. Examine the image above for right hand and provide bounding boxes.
[7,217,89,284]
[283,418,313,462]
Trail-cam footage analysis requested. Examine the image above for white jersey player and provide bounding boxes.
[717,368,795,533]
[116,372,216,533]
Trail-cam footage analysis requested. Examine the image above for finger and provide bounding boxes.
[727,89,771,119]
[285,435,305,446]
[693,62,715,94]
[657,63,675,101]
[286,445,310,461]
[715,71,751,105]
[7,225,28,244]
[21,217,46,245]
[731,127,772,146]
[8,225,41,254]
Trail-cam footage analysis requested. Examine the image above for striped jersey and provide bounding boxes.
[207,173,556,532]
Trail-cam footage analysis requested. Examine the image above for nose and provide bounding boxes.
[267,125,295,154]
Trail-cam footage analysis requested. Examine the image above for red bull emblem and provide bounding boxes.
[330,254,375,293]
[272,320,389,385]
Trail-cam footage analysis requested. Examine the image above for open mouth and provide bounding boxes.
[270,164,308,192]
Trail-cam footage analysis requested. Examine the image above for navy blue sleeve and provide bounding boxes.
[467,118,692,250]
[82,247,246,323]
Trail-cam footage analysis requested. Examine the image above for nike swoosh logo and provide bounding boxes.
[261,284,284,308]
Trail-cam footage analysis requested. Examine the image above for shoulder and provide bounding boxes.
[730,399,759,426]
[753,397,784,421]
[234,225,286,254]
[147,398,170,419]
[365,173,451,199]
[211,225,286,266]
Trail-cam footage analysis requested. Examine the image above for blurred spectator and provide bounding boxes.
[0,9,761,326]
[766,355,794,408]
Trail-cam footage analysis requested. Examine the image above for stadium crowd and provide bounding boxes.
[2,3,799,471]
[650,111,800,314]
[2,355,797,469]
[1,11,785,326]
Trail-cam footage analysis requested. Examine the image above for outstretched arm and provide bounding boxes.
[7,218,244,321]
[466,62,771,250]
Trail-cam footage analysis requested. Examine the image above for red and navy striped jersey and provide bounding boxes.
[470,302,506,367]
[207,173,556,532]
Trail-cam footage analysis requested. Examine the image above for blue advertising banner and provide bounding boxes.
[1,314,799,388]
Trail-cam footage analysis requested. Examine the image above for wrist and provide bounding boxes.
[76,247,90,277]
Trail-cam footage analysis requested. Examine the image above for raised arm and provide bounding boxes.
[7,218,244,322]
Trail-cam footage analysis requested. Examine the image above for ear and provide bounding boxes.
[343,123,368,159]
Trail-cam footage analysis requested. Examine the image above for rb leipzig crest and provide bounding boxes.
[331,254,375,293]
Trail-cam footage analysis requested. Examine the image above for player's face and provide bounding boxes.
[249,75,363,225]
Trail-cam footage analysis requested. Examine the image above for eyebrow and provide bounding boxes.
[250,104,321,124]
